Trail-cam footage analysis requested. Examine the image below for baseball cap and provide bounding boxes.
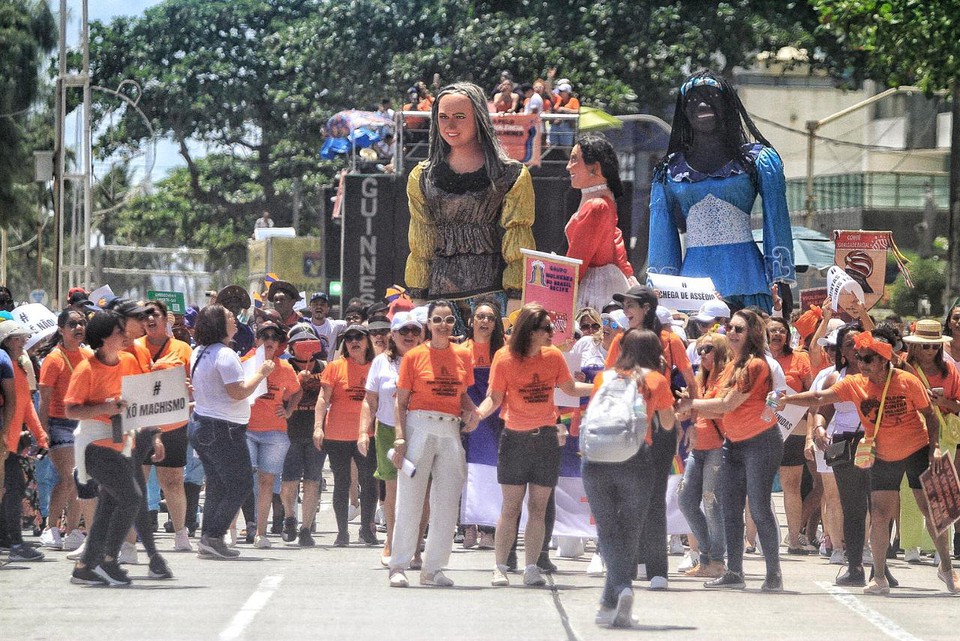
[309,292,329,303]
[613,285,658,306]
[557,82,572,92]
[694,299,731,324]
[366,315,392,332]
[0,320,31,345]
[105,297,149,318]
[390,312,422,331]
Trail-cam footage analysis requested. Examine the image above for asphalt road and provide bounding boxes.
[2,490,958,641]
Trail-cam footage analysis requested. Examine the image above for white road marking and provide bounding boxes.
[815,581,926,641]
[219,574,284,641]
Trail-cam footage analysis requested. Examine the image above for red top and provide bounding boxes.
[565,196,633,281]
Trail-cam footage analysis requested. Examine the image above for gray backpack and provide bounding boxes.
[580,369,648,463]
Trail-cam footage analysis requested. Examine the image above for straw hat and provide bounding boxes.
[903,319,951,345]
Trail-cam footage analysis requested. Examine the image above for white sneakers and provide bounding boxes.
[523,565,546,587]
[62,529,85,552]
[586,552,606,577]
[66,539,87,561]
[904,547,922,563]
[347,503,360,522]
[420,570,454,587]
[829,549,846,565]
[596,588,636,628]
[40,527,63,549]
[389,569,409,588]
[491,565,510,587]
[118,541,139,565]
[677,551,697,572]
[668,535,685,555]
[254,535,272,549]
[174,528,193,552]
[649,575,668,591]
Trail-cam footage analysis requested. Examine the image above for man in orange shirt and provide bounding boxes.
[550,82,580,148]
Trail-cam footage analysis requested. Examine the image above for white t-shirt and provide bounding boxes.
[571,335,607,369]
[764,352,787,391]
[191,343,249,424]
[365,352,401,426]
[524,93,544,114]
[310,318,347,357]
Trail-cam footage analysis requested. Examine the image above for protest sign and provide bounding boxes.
[87,285,115,307]
[492,113,542,166]
[147,290,187,315]
[242,345,269,405]
[521,249,580,345]
[920,451,960,537]
[11,303,58,351]
[120,367,190,432]
[772,386,805,440]
[646,273,717,312]
[826,266,865,313]
[834,230,913,310]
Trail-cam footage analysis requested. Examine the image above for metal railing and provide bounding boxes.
[786,171,950,212]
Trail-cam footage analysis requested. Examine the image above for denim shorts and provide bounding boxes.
[48,417,78,450]
[282,436,326,482]
[497,426,561,487]
[246,429,291,475]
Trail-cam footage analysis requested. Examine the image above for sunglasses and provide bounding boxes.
[602,318,618,328]
[913,343,940,351]
[725,324,746,334]
[431,315,456,325]
[343,334,366,342]
[474,313,496,322]
[369,329,390,337]
[696,345,714,356]
[397,326,420,336]
[854,352,878,364]
[66,320,86,329]
[579,323,600,332]
[260,332,283,342]
[291,353,323,364]
[537,323,554,333]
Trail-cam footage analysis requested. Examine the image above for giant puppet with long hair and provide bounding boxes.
[404,82,535,331]
[648,70,795,313]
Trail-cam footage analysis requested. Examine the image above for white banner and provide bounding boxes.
[11,303,58,351]
[242,345,269,405]
[646,273,717,312]
[120,367,190,431]
[826,265,864,312]
[774,385,806,440]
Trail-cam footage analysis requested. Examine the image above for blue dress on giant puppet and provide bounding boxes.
[648,143,796,311]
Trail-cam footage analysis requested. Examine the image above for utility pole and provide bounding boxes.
[948,82,960,306]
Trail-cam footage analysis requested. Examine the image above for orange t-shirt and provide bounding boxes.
[5,360,47,453]
[137,336,192,375]
[694,379,725,451]
[604,330,692,380]
[63,352,142,451]
[320,358,371,441]
[591,369,674,445]
[716,358,775,442]
[490,346,573,431]
[125,342,153,373]
[917,362,960,415]
[398,343,474,417]
[776,351,812,393]
[831,369,931,461]
[249,358,301,432]
[39,346,93,419]
[464,339,492,369]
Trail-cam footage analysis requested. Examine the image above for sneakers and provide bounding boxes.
[197,535,241,559]
[270,517,284,535]
[347,503,360,522]
[537,552,557,573]
[761,573,783,593]
[71,564,108,586]
[677,551,697,573]
[62,529,85,552]
[904,547,922,564]
[686,561,725,578]
[66,539,87,561]
[491,565,510,587]
[147,554,173,579]
[704,571,746,590]
[359,528,382,546]
[9,544,45,562]
[613,587,636,628]
[298,527,316,548]
[462,525,478,549]
[523,564,546,587]
[586,553,606,577]
[478,531,495,550]
[40,527,63,550]
[281,517,298,543]
[835,566,866,587]
[253,535,271,549]
[648,575,668,591]
[420,569,454,587]
[389,569,409,588]
[829,549,846,565]
[334,533,350,547]
[118,541,138,565]
[244,522,256,545]
[937,568,960,594]
[669,535,685,555]
[94,560,131,586]
[173,528,193,552]
[820,535,833,558]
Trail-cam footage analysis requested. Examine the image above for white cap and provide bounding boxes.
[557,82,572,92]
[817,328,840,347]
[390,311,422,331]
[694,299,731,324]
[608,310,628,330]
[656,306,675,327]
[410,305,429,326]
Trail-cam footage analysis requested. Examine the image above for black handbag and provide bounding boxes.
[824,439,854,467]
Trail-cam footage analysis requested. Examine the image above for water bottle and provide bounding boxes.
[761,390,782,423]
[387,448,417,478]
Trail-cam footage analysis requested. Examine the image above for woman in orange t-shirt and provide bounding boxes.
[36,309,92,551]
[314,324,375,547]
[682,309,784,592]
[63,311,144,586]
[785,327,957,594]
[246,322,301,548]
[387,300,477,588]
[477,303,592,587]
[677,332,730,578]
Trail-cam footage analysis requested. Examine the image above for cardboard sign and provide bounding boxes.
[492,113,543,167]
[800,286,853,323]
[833,230,908,310]
[773,386,805,440]
[120,367,190,431]
[646,273,717,312]
[826,266,865,312]
[87,285,115,307]
[521,249,581,345]
[11,303,58,351]
[919,451,960,537]
[147,290,187,315]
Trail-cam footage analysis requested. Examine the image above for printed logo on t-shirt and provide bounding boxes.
[861,395,909,426]
[518,372,552,405]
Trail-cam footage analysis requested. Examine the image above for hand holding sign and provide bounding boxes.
[826,266,865,313]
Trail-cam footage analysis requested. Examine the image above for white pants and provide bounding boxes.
[389,410,466,575]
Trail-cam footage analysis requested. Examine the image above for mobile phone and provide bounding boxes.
[931,387,944,396]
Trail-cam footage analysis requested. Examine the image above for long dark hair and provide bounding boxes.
[466,296,505,355]
[34,309,82,359]
[194,305,230,347]
[835,322,863,371]
[766,316,793,356]
[731,309,767,370]
[509,303,551,359]
[944,304,960,338]
[576,133,624,199]
[656,70,773,181]
[424,299,455,341]
[614,329,664,373]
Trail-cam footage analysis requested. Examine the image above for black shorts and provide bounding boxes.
[497,426,561,487]
[155,426,188,468]
[780,434,807,467]
[283,436,327,483]
[870,445,930,491]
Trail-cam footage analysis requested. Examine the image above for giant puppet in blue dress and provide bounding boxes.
[648,71,795,312]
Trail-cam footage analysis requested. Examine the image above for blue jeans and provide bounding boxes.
[187,414,253,538]
[678,448,725,564]
[637,425,677,579]
[720,426,783,577]
[34,455,58,518]
[583,449,655,609]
